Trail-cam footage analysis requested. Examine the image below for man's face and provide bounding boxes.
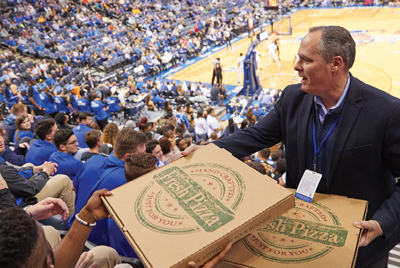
[63,134,79,154]
[81,116,93,126]
[294,30,333,96]
[0,135,5,154]
[152,144,163,159]
[178,139,187,151]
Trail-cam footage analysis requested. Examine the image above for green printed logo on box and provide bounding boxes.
[135,164,245,234]
[242,200,346,263]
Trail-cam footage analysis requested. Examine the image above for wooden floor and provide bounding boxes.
[171,7,400,98]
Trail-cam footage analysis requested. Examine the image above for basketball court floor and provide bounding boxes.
[170,7,400,99]
[168,7,400,267]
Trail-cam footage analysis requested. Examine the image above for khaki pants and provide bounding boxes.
[43,227,125,268]
[85,246,122,268]
[34,175,76,215]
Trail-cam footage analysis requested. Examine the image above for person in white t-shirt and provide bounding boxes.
[237,53,245,84]
[266,41,281,68]
[194,110,208,142]
[207,108,223,138]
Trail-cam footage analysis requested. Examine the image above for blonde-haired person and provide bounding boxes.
[102,123,119,152]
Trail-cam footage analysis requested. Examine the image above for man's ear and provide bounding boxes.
[122,153,131,162]
[332,56,344,72]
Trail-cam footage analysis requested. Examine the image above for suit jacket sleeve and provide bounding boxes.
[372,104,400,238]
[213,90,285,158]
[0,162,49,197]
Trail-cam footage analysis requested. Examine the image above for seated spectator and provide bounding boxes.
[0,131,75,213]
[145,95,155,111]
[55,112,72,130]
[35,42,45,52]
[14,115,34,144]
[81,130,103,162]
[49,129,83,181]
[0,127,25,166]
[102,123,119,152]
[72,112,93,148]
[70,129,147,245]
[246,108,256,126]
[256,148,274,174]
[175,105,190,130]
[6,37,17,50]
[152,92,165,105]
[268,158,286,182]
[269,149,283,168]
[25,119,58,166]
[160,137,181,160]
[208,132,219,142]
[224,118,239,137]
[108,153,157,258]
[146,140,165,167]
[0,190,127,268]
[176,138,188,151]
[246,161,267,175]
[2,104,34,143]
[207,108,223,138]
[252,103,266,117]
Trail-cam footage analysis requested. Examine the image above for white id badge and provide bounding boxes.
[295,169,323,203]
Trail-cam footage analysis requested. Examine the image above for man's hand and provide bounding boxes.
[188,243,232,268]
[75,252,96,268]
[27,113,34,122]
[19,142,30,149]
[354,220,383,247]
[42,161,58,176]
[181,144,203,156]
[79,189,113,224]
[26,197,69,220]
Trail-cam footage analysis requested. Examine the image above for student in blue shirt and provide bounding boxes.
[6,37,17,49]
[151,92,165,105]
[72,112,93,148]
[252,104,267,118]
[14,115,34,144]
[174,105,190,130]
[77,90,91,113]
[49,129,83,181]
[91,91,108,131]
[146,140,166,167]
[53,87,71,113]
[3,79,20,109]
[105,90,121,118]
[25,119,58,166]
[27,77,45,116]
[40,84,58,118]
[69,129,147,246]
[108,152,157,257]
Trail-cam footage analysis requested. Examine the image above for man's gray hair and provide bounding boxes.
[309,26,356,69]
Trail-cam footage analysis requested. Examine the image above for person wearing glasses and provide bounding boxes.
[49,129,83,181]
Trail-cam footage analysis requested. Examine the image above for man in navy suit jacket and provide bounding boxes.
[184,26,400,268]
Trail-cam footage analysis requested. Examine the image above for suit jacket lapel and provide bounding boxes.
[297,93,313,180]
[327,74,362,189]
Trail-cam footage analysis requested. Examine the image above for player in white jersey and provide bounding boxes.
[237,53,245,84]
[266,40,281,68]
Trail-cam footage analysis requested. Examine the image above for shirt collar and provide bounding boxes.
[314,75,350,121]
[109,151,125,166]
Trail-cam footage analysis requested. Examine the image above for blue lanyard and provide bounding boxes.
[312,105,341,172]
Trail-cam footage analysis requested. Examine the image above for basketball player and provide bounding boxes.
[266,41,281,68]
